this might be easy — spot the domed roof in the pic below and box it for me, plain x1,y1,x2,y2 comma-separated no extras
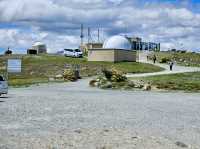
103,35,132,50
32,42,46,47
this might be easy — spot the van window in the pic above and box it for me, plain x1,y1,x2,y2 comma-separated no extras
65,49,73,52
0,76,4,81
75,49,81,52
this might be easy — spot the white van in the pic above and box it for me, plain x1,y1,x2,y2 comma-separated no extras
64,49,83,58
0,75,8,96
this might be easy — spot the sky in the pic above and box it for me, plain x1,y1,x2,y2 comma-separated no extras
0,0,200,53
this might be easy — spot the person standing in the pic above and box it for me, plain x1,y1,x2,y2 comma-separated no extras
169,61,174,71
153,55,157,64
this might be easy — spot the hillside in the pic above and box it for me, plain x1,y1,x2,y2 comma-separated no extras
0,54,164,86
150,52,200,67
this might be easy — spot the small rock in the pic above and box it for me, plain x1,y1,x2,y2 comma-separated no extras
100,82,112,89
128,81,135,88
104,129,109,132
143,83,152,91
49,77,55,81
55,74,63,79
131,136,138,139
175,141,188,148
89,80,97,87
74,129,82,134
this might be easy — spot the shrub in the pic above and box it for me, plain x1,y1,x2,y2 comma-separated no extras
160,57,170,63
110,69,127,82
102,68,113,80
102,68,127,82
63,69,77,81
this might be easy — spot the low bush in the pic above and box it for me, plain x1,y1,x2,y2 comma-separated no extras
63,69,78,81
160,57,170,63
102,68,127,82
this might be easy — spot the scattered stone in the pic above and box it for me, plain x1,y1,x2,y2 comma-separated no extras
97,145,111,149
175,141,188,148
104,129,109,132
89,80,97,87
74,129,82,134
134,80,145,89
48,77,55,81
100,82,112,89
127,81,135,88
55,74,63,79
143,83,152,91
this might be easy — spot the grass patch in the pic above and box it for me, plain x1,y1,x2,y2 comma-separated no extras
0,54,164,86
132,72,200,92
9,77,49,87
151,52,200,67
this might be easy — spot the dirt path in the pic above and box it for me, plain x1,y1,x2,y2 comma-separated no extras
127,61,200,77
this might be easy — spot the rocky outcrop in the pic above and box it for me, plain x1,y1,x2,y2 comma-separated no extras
90,68,152,91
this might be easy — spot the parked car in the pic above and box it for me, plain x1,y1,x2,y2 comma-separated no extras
64,49,83,58
0,75,8,96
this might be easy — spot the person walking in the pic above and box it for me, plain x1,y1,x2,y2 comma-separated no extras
169,61,174,71
153,55,157,64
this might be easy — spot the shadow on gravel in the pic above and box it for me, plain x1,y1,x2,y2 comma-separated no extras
0,96,9,99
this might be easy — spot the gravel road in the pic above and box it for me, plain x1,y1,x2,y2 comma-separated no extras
0,79,200,149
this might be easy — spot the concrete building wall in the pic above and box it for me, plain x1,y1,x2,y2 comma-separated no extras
114,50,137,62
137,51,153,62
88,49,115,62
88,49,136,62
32,45,47,54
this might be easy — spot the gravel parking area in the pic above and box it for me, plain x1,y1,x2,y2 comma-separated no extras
0,79,200,149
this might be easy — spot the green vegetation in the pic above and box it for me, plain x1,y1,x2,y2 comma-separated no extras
133,72,200,92
150,52,200,67
9,77,49,87
0,54,163,87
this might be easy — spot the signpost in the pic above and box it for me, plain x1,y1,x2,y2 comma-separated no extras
7,59,22,73
7,59,22,81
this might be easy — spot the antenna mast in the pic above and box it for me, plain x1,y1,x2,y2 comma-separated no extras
88,27,92,44
98,28,100,43
80,24,84,46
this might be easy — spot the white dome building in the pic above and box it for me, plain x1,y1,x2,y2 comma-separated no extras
103,35,132,50
88,35,136,62
27,42,47,54
32,42,47,53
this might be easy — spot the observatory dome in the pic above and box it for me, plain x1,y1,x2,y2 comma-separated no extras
32,42,46,47
103,35,132,50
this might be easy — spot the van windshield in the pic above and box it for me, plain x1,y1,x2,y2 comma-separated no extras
64,49,73,52
0,76,4,81
75,49,81,52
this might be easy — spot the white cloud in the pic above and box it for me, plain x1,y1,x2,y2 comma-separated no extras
0,0,200,52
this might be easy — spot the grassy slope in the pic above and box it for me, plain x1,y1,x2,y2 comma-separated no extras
151,52,200,67
0,54,164,87
134,72,200,92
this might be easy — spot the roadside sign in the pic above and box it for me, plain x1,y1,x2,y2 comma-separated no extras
64,64,72,69
7,59,22,73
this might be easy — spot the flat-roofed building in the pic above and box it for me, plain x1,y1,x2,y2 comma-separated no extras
88,35,137,62
27,42,47,55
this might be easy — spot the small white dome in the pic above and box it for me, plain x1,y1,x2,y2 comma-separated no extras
32,42,46,46
103,35,132,50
